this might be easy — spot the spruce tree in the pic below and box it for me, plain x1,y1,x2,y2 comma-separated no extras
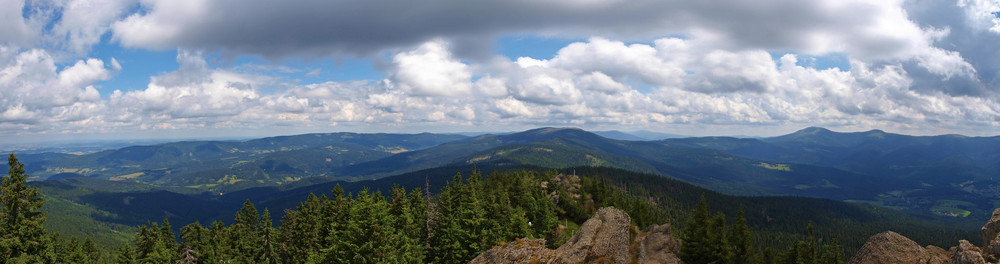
680,195,712,264
279,193,327,263
50,232,63,263
709,212,729,263
0,153,53,262
116,245,137,264
429,172,493,263
232,199,262,263
407,187,429,251
177,245,199,264
797,223,817,264
259,208,280,264
727,208,755,264
65,236,86,263
204,220,233,263
160,218,177,254
325,189,403,264
390,185,424,263
134,221,175,263
180,222,206,262
82,237,99,263
134,223,160,260
819,239,845,264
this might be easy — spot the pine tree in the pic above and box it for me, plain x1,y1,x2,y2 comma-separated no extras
0,153,53,263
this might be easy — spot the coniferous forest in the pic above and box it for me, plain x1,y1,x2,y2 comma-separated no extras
1,153,977,263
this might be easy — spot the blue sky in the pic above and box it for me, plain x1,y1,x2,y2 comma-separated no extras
2,0,1000,144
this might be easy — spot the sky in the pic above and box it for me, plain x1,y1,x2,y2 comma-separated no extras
2,0,1000,143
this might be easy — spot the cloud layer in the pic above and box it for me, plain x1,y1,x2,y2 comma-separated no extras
1,0,1000,138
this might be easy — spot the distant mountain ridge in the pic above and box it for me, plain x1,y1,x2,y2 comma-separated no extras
20,126,1000,219
26,132,467,190
661,126,1000,218
15,126,1000,255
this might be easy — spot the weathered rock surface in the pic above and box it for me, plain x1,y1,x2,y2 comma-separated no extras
468,239,552,264
952,240,987,264
983,208,1000,246
634,224,683,264
849,207,1000,264
987,233,1000,263
848,231,933,264
924,245,951,264
552,207,632,264
469,207,682,264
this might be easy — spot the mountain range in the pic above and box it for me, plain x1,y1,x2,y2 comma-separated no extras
9,126,1000,251
18,127,1000,214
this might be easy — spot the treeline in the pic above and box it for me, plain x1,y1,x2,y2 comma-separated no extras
111,169,560,263
680,196,845,264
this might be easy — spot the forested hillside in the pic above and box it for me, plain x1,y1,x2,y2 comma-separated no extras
660,127,1000,218
2,153,982,263
17,127,928,206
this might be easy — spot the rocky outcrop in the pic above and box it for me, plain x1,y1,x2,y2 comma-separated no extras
924,245,951,264
469,239,552,264
983,209,1000,246
469,207,682,264
848,231,946,264
633,224,683,264
952,240,987,264
853,208,1000,264
551,207,633,263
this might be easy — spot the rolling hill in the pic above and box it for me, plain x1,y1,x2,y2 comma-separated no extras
11,126,1000,256
19,127,957,205
660,127,1000,217
19,126,1000,220
24,132,467,191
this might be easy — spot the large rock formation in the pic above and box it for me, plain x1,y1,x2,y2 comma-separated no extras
552,207,633,263
952,240,987,264
847,231,939,264
852,208,1000,264
469,207,682,264
983,209,1000,246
